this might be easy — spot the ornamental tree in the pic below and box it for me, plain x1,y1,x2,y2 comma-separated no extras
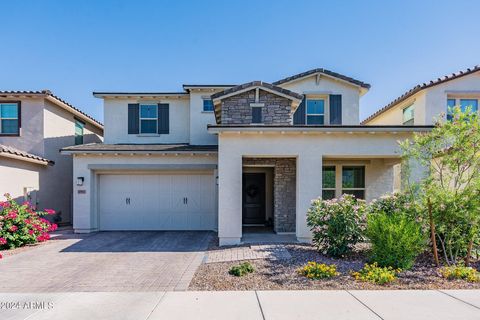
400,106,480,265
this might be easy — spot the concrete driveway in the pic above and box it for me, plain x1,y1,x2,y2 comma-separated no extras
0,230,213,292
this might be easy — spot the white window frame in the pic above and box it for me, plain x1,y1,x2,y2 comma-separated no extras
447,97,479,119
139,104,158,134
202,99,214,112
305,96,328,125
0,102,20,135
402,104,414,125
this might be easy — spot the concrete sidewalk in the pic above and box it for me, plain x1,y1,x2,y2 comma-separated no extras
1,290,479,320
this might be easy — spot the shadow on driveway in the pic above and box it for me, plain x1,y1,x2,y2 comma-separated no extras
60,231,215,253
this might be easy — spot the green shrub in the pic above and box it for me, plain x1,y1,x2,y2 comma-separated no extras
0,194,57,251
351,263,400,285
440,265,480,282
298,262,339,279
229,262,254,277
307,194,366,257
366,195,425,269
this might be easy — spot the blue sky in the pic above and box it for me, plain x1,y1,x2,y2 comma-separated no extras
1,0,479,122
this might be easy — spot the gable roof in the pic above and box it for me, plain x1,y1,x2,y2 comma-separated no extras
0,90,103,130
362,65,480,124
211,81,303,101
272,68,371,90
0,144,53,165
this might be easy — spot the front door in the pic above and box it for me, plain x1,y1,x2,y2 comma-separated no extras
242,173,266,225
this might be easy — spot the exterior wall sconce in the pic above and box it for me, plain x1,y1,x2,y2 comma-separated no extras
216,176,219,186
76,177,84,186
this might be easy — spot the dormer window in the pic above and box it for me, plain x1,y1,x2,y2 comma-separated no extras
140,104,158,134
203,99,214,112
306,99,325,125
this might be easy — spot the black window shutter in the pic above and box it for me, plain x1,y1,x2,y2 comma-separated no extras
158,103,169,134
293,97,306,124
252,107,262,124
329,95,342,125
128,103,139,134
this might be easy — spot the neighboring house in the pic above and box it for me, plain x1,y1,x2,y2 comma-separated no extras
61,68,430,245
362,65,480,125
0,90,103,224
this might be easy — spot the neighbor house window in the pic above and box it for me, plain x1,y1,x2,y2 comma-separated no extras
447,98,478,120
140,104,158,134
203,99,214,112
403,104,414,125
447,99,456,121
74,119,84,145
252,106,262,124
342,166,365,199
0,102,20,135
322,166,336,200
306,99,325,125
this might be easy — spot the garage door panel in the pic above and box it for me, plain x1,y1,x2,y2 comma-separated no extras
99,173,216,230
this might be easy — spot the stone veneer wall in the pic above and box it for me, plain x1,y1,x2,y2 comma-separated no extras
243,158,296,233
221,89,292,125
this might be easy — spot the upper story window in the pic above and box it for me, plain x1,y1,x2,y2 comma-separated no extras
342,166,365,199
74,119,84,145
203,99,214,112
403,104,414,125
447,98,478,120
0,102,20,135
306,99,325,125
140,104,158,134
251,106,262,124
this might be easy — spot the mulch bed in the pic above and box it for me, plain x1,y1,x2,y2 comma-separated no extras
189,243,480,290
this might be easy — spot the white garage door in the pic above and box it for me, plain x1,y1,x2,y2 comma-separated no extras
98,173,216,230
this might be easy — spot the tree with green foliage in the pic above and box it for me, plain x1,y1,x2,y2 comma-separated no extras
400,107,480,266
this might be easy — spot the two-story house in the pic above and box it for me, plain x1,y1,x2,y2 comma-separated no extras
0,90,103,224
362,65,480,125
61,68,431,245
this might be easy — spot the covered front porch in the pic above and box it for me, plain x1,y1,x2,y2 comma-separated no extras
211,125,428,246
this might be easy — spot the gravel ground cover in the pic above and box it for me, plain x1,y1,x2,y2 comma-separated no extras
189,243,480,290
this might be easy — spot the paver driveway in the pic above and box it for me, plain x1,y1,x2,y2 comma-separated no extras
0,230,213,292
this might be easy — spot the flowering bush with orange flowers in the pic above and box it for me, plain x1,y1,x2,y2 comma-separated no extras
0,194,57,254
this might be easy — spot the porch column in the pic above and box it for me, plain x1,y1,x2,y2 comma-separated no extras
296,154,323,243
218,153,243,246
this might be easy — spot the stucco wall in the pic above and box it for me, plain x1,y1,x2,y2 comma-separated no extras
189,91,219,145
0,97,45,156
221,90,292,125
279,74,362,125
43,101,103,224
217,131,411,245
366,91,426,125
0,158,41,204
71,153,218,232
103,97,190,144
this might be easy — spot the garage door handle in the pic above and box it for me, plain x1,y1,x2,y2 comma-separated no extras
126,198,130,205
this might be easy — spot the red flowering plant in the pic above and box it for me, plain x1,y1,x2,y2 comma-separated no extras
0,193,57,251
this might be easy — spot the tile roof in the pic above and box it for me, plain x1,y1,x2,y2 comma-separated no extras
0,144,53,165
362,65,480,124
210,81,303,100
272,68,371,89
0,90,103,128
61,143,218,153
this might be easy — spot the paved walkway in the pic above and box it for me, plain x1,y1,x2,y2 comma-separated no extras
0,231,212,292
0,290,479,320
205,244,291,263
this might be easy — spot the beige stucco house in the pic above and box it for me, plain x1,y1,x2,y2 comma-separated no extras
363,65,480,125
0,90,103,224
61,68,431,245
